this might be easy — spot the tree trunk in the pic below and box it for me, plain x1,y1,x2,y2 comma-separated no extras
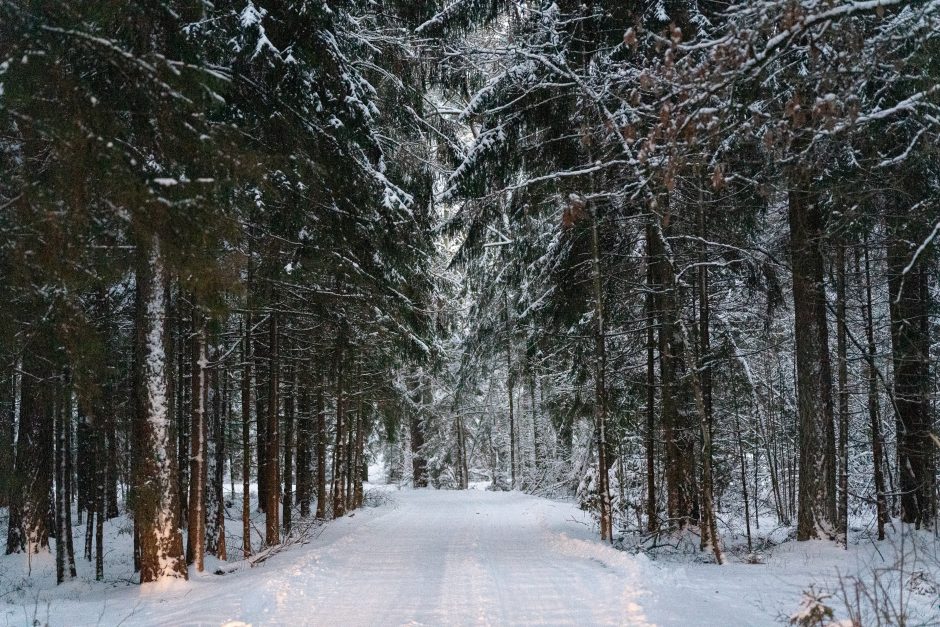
176,291,189,531
63,383,76,578
863,243,889,540
264,312,280,545
645,227,658,533
283,358,294,534
240,316,253,558
650,210,698,529
697,198,717,555
106,405,119,519
297,364,312,518
187,317,208,571
255,315,268,515
345,375,356,510
887,209,936,528
95,420,104,580
505,294,516,491
333,346,348,516
835,241,849,546
207,357,227,561
0,368,13,511
732,391,753,554
55,373,76,583
135,235,187,583
788,188,837,541
353,392,366,509
455,416,469,490
530,370,539,481
590,206,613,542
410,376,427,489
315,370,328,519
6,345,54,557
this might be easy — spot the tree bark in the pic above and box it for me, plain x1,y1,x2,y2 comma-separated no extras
333,346,348,516
297,363,312,518
0,368,13,511
505,294,516,491
264,312,280,545
590,206,613,542
887,209,936,528
353,391,366,509
863,243,889,539
187,317,208,571
650,210,698,529
315,369,327,519
55,372,76,583
410,375,427,489
6,344,54,557
645,226,658,533
62,381,77,578
240,315,253,558
135,235,187,583
176,290,189,530
283,357,294,534
788,187,837,541
835,241,849,546
207,357,227,561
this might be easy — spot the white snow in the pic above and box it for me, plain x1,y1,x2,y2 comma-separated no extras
2,489,938,625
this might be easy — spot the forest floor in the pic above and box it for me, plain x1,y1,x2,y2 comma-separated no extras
1,487,939,626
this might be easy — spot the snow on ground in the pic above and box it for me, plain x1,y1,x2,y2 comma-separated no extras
1,489,938,626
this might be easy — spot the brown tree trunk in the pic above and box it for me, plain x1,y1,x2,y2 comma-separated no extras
332,345,347,517
135,236,187,583
645,226,658,533
410,377,427,489
650,210,698,529
505,294,516,491
353,393,366,509
264,312,280,545
176,288,189,532
315,370,327,519
297,363,312,518
683,324,723,564
55,372,77,583
789,188,837,541
835,241,850,546
207,358,227,561
863,244,889,539
60,378,77,578
732,393,753,554
240,316,253,558
887,210,936,528
7,344,55,557
255,315,268,515
530,370,539,480
696,197,716,554
283,357,294,534
0,368,13,511
590,207,613,542
345,373,356,510
187,317,208,571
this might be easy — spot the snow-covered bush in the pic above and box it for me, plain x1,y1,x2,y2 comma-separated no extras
789,588,836,627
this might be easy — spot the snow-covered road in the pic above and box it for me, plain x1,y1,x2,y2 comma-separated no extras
13,489,858,626
226,489,652,626
121,489,774,626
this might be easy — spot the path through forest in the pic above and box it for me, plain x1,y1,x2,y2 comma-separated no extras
52,489,817,626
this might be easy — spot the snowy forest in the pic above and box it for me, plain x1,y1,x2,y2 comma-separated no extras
1,1,940,625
